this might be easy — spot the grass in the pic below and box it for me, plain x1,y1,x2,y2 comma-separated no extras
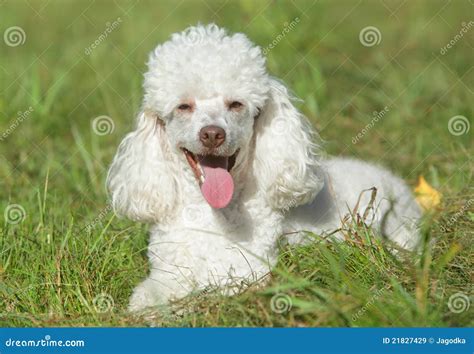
0,0,472,327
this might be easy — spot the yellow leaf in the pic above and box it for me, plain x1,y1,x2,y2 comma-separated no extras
414,176,441,211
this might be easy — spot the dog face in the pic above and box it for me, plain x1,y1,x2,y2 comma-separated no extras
167,94,254,171
165,95,257,208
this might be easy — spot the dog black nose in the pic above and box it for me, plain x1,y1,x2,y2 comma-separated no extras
199,125,226,148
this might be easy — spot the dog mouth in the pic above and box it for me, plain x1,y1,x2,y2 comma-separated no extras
182,148,238,209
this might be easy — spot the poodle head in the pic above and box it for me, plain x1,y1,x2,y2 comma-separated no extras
107,24,323,221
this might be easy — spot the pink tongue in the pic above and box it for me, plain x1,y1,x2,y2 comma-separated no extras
201,166,234,209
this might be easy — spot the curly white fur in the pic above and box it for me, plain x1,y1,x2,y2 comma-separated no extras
107,24,422,311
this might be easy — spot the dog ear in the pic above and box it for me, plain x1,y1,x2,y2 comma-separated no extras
252,78,324,210
106,110,181,222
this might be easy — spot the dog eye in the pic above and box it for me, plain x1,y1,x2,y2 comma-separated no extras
228,101,243,110
177,103,193,111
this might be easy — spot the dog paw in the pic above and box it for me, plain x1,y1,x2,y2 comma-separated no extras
128,281,165,313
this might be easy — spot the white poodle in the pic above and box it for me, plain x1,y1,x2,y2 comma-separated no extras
107,24,422,311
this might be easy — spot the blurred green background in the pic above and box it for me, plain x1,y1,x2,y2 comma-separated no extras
0,0,472,326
